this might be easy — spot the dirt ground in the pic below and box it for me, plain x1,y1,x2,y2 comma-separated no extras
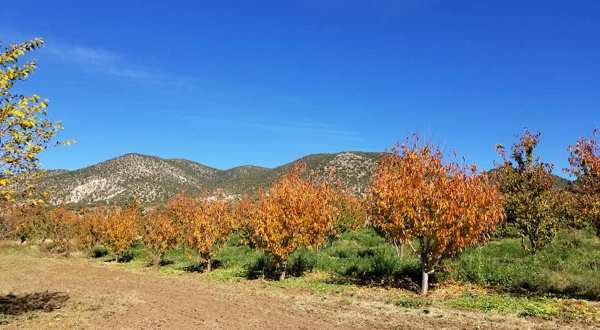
0,250,596,330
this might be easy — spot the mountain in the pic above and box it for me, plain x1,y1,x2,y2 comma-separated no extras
37,152,572,207
39,152,381,206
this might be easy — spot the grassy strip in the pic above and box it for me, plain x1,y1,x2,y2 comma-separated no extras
445,292,599,321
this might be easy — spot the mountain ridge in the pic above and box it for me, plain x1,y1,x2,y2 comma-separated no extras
38,151,572,207
39,151,381,206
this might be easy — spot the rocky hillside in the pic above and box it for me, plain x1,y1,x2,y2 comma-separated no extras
39,152,381,206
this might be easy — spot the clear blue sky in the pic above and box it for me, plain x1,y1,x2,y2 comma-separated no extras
2,1,599,174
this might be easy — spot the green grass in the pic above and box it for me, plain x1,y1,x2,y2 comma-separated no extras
447,229,600,300
13,224,594,323
445,291,599,321
389,296,431,309
268,272,348,294
3,227,600,323
89,227,600,303
315,228,421,286
446,292,558,319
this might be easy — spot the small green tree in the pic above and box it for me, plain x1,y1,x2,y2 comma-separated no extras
495,130,559,253
1,38,63,203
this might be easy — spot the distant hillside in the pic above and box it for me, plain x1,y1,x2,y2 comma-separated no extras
37,152,571,207
38,152,381,206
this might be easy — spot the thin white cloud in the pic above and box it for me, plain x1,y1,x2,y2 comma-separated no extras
43,41,166,84
46,44,119,66
0,35,178,87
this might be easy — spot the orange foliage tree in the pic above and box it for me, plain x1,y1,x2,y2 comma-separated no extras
232,195,257,246
46,207,78,255
78,207,106,252
249,162,340,280
368,139,505,295
12,204,48,243
144,208,179,268
183,195,233,272
567,130,600,236
103,203,141,262
0,203,28,240
166,193,200,244
332,191,367,236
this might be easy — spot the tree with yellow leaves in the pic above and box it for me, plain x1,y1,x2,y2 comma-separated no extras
144,208,179,268
166,193,200,242
368,138,505,295
249,162,340,280
184,195,233,272
1,38,63,203
46,207,77,255
103,204,141,262
332,191,367,236
78,207,107,252
231,195,257,246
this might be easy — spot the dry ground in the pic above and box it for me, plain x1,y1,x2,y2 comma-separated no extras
0,247,597,329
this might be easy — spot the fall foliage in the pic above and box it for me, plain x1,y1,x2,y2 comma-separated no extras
249,162,340,280
166,193,201,244
78,207,107,252
567,130,600,236
144,208,179,268
183,195,233,272
0,38,64,203
0,203,42,242
102,203,141,262
331,191,367,236
46,207,77,254
232,195,258,246
2,131,597,298
368,138,505,295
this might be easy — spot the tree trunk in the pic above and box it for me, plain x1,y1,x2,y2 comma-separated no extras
419,239,431,296
393,240,401,257
421,270,429,296
279,260,288,281
154,254,161,269
206,257,212,273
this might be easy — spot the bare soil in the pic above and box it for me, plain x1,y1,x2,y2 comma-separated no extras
0,249,596,329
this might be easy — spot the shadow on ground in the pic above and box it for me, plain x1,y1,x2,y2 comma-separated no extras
0,291,69,317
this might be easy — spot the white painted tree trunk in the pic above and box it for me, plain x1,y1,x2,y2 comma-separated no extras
279,260,288,280
421,271,429,296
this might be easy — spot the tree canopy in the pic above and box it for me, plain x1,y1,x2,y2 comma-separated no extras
1,38,63,203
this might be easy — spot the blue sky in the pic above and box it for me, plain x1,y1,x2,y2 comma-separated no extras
2,1,599,174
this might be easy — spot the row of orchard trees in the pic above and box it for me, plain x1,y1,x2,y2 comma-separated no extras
2,38,598,296
368,130,600,294
1,162,365,275
495,130,600,252
2,131,599,296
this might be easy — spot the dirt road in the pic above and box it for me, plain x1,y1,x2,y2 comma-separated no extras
0,251,590,329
